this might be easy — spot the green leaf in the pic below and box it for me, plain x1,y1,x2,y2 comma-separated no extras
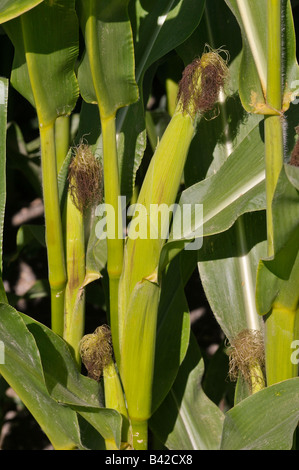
198,212,267,342
0,0,44,24
77,0,139,118
21,312,122,447
221,378,299,450
132,0,206,83
150,334,225,450
0,77,8,303
4,0,79,126
85,212,107,285
0,303,82,449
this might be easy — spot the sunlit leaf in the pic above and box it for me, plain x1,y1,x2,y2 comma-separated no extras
0,0,44,24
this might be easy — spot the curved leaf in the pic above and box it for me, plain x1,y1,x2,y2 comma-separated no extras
21,312,122,447
0,303,81,449
221,377,299,450
4,0,79,126
150,334,225,450
77,0,139,118
0,0,44,24
159,121,266,273
198,212,267,342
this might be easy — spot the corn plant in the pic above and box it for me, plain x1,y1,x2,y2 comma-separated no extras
0,0,298,451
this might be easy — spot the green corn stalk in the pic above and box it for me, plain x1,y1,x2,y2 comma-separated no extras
118,51,229,449
264,0,284,258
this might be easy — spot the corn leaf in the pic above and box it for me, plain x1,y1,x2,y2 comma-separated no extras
0,0,44,24
77,0,139,119
221,377,299,450
0,303,82,449
150,334,225,450
4,0,79,126
21,312,122,447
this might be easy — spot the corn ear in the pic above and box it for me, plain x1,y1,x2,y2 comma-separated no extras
118,51,229,443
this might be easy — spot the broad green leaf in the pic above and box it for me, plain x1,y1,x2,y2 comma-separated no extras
198,212,267,343
4,0,79,126
225,0,299,113
0,303,82,449
0,77,8,303
221,378,299,450
159,121,266,273
132,0,206,83
21,312,122,447
0,0,43,24
77,0,139,118
150,334,225,450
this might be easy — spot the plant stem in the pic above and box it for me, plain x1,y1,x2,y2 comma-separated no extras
40,123,67,336
131,419,148,450
101,114,124,365
63,187,85,365
55,115,70,174
265,0,284,257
